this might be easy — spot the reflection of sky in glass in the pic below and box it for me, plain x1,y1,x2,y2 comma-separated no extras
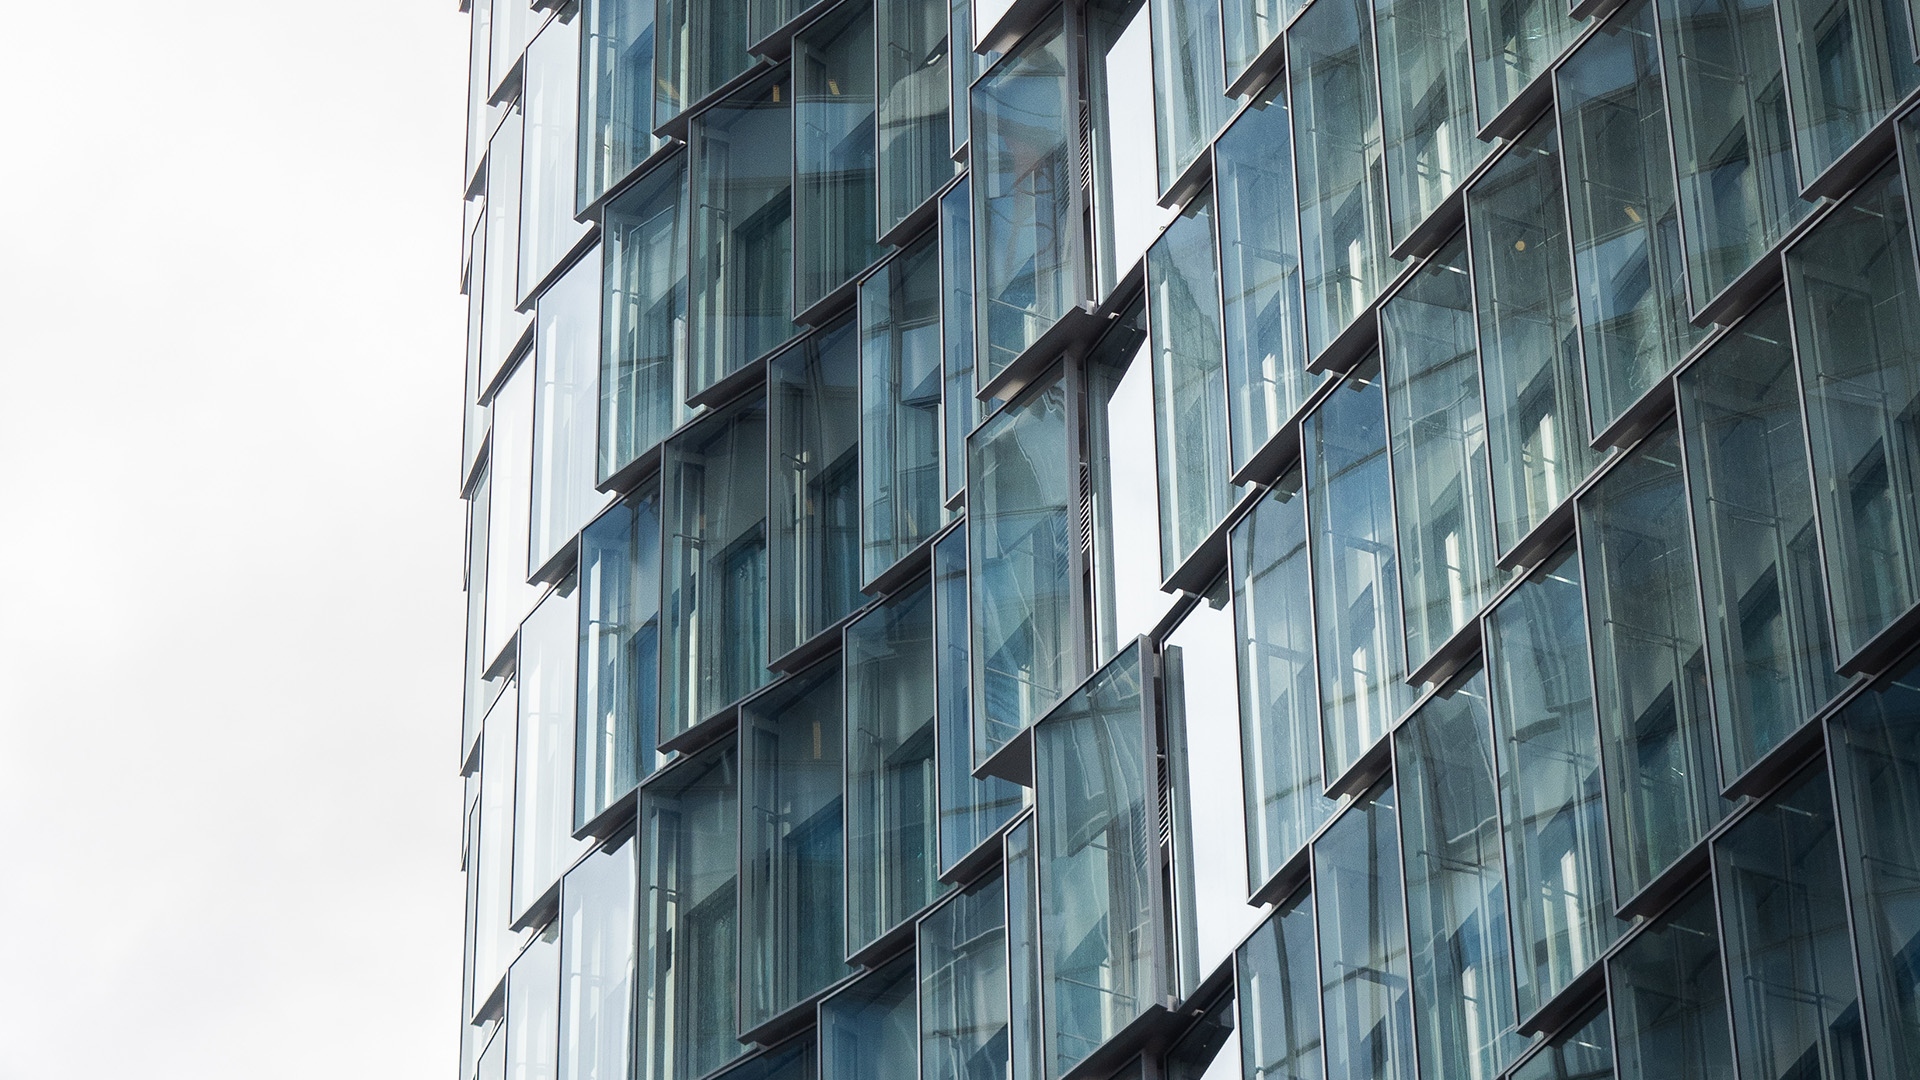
1103,13,1176,280
1106,343,1166,651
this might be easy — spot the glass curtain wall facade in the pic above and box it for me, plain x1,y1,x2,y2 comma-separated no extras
451,4,1920,1080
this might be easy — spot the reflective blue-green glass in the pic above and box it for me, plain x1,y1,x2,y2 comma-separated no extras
1086,299,1164,663
661,395,770,741
1608,884,1735,1080
600,153,690,483
1089,0,1172,298
967,374,1076,767
1715,765,1867,1080
1558,0,1706,436
1777,0,1920,179
558,828,637,1080
948,0,999,155
1381,235,1497,670
1238,891,1323,1080
1224,0,1300,82
515,582,590,922
654,0,752,127
714,1037,816,1080
1305,357,1416,783
1231,468,1331,888
1314,785,1414,1080
486,363,541,670
1467,0,1579,129
1217,79,1321,474
1786,157,1920,661
579,0,662,213
1579,420,1724,903
933,526,1022,874
508,921,562,1080
532,245,608,575
845,578,948,953
1484,543,1617,1018
576,485,662,829
1005,817,1047,1080
739,660,849,1030
1150,0,1232,191
482,111,532,396
1393,670,1525,1080
1374,0,1485,247
1675,294,1844,782
820,955,919,1080
1466,117,1607,554
1149,190,1233,578
1827,650,1920,1078
637,743,743,1080
939,178,983,504
746,0,795,43
521,15,593,306
919,874,1011,1080
769,319,862,657
1289,0,1396,359
1511,1008,1614,1080
860,236,946,583
475,684,525,1014
689,70,797,395
1033,644,1155,1078
1164,993,1240,1079
794,5,884,312
877,0,953,232
971,13,1080,384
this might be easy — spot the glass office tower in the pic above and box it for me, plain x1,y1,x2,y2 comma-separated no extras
455,1,1920,1079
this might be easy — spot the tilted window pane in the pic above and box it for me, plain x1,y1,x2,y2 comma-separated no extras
515,582,591,922
919,874,1011,1080
1237,891,1323,1080
689,70,797,396
877,0,953,232
1381,235,1498,670
521,15,593,306
1217,79,1321,474
661,396,770,741
1087,299,1166,664
468,218,494,483
1305,357,1416,782
1149,190,1233,578
1467,116,1607,554
578,0,662,212
1777,0,1920,180
637,744,743,1080
1314,784,1415,1080
483,110,533,396
465,473,496,769
967,374,1077,766
1607,884,1735,1080
1675,293,1843,782
1484,543,1618,1018
489,0,533,100
747,0,795,44
934,526,1022,874
475,684,527,1015
769,319,863,657
845,578,948,952
971,12,1080,385
558,829,638,1080
466,0,496,187
1393,669,1524,1080
532,246,610,575
1557,0,1705,436
487,363,543,669
1785,158,1920,660
793,5,884,312
1224,0,1300,82
1150,0,1232,192
860,236,947,584
1374,0,1485,247
1164,993,1240,1079
1005,816,1047,1080
1089,0,1175,298
576,484,663,828
655,0,752,127
1466,0,1579,129
949,0,1001,154
819,955,919,1080
1511,1008,1614,1080
739,659,850,1030
1033,644,1156,1079
939,178,985,504
1579,420,1725,903
600,154,691,482
508,921,563,1080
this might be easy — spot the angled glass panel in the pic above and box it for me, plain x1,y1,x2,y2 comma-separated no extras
654,0,752,128
934,526,1022,874
713,1038,815,1080
845,578,948,953
746,0,796,43
1087,299,1166,663
1151,0,1232,191
600,154,691,483
1305,356,1416,783
1314,784,1414,1080
1466,117,1606,553
576,484,663,829
516,582,591,922
1785,157,1920,660
1033,644,1156,1078
465,472,496,770
860,235,946,583
877,0,953,232
482,110,532,396
489,0,533,100
793,4,884,312
465,0,497,188
769,319,863,658
1225,0,1301,82
579,0,662,212
1777,0,1920,180
819,955,919,1080
971,11,1079,385
661,395,770,741
967,373,1076,767
1558,0,1705,437
1164,992,1240,1079
1380,235,1497,670
1675,293,1843,782
1484,543,1617,1018
1579,419,1724,904
487,362,542,669
1467,0,1579,129
637,743,743,1080
521,14,592,305
532,246,609,575
1149,190,1233,577
466,216,493,485
1374,0,1485,246
740,659,849,1031
508,921,563,1080
919,874,1011,1080
1089,0,1176,297
1510,1008,1614,1080
558,828,638,1080
1607,884,1735,1080
939,178,983,504
475,684,527,1015
1005,816,1047,1080
1238,891,1324,1080
689,69,797,396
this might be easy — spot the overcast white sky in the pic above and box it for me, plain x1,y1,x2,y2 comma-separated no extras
0,4,469,1076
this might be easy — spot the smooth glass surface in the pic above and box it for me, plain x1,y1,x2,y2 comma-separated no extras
475,684,526,1014
1164,993,1240,1079
712,1039,815,1080
769,319,862,657
1467,0,1579,128
531,246,608,575
508,921,562,1080
515,583,590,922
1380,235,1497,670
1785,158,1920,660
819,955,919,1080
465,471,496,769
1675,294,1843,782
1778,0,1920,179
1579,420,1724,903
520,15,592,305
877,0,953,232
661,396,770,740
1607,884,1735,1080
483,110,532,397
1238,892,1324,1080
933,526,1022,874
1149,191,1232,578
600,155,690,482
655,0,752,126
1033,644,1155,1078
1224,0,1298,82
1088,0,1175,297
1086,299,1165,662
1305,358,1415,782
739,659,849,1030
939,178,982,504
1315,785,1414,1080
489,0,533,100
1511,1008,1614,1080
1005,817,1046,1080
860,236,946,583
558,829,638,1080
689,70,796,395
578,0,662,212
919,875,1011,1080
1375,0,1484,246
793,5,884,311
576,485,662,828
466,0,497,187
844,578,947,952
1150,0,1231,191
487,362,542,670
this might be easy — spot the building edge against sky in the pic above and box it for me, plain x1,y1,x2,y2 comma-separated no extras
454,0,1920,1079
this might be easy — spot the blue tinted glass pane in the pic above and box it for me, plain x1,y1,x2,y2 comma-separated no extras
794,5,884,311
1374,0,1485,245
558,829,638,1080
1149,190,1233,577
861,236,947,583
769,319,863,657
877,0,954,231
655,0,752,126
1467,0,1579,128
935,526,1022,874
1006,817,1047,1080
940,178,984,504
1224,0,1300,81
919,875,1011,1080
579,0,661,212
577,485,663,828
1150,0,1232,190
1164,993,1240,1079
819,942,918,1079
1238,891,1324,1080
600,155,691,482
1511,1009,1614,1080
1315,785,1415,1080
1778,0,1920,178
1607,884,1735,1080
